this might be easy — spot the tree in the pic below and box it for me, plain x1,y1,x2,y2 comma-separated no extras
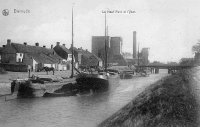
149,61,166,66
192,42,200,53
167,62,178,66
179,58,194,66
192,42,200,65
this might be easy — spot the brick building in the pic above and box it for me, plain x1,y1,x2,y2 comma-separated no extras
70,47,103,69
92,36,126,66
110,37,122,55
140,48,149,65
0,39,64,72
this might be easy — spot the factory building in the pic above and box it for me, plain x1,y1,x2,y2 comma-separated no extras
140,48,149,65
110,37,122,55
125,31,150,66
91,36,110,57
92,36,127,66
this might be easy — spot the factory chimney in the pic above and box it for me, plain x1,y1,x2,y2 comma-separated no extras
133,31,137,58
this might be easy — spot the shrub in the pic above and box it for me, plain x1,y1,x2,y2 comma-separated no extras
0,67,7,74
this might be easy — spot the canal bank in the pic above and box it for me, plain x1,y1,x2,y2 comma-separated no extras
99,67,200,127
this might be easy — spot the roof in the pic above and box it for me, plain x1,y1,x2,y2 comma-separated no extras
126,58,138,63
78,48,102,66
0,47,3,54
11,43,62,64
108,55,127,66
53,45,71,60
71,47,102,66
30,53,61,64
11,43,54,55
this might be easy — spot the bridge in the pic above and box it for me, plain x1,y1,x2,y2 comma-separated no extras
135,65,196,74
136,65,195,69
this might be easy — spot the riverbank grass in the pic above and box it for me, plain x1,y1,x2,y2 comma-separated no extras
99,69,199,127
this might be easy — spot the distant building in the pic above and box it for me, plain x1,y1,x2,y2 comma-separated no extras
194,52,200,65
92,36,110,58
108,55,127,66
110,37,122,55
92,36,127,66
70,47,103,68
140,48,149,65
1,39,64,72
125,58,140,66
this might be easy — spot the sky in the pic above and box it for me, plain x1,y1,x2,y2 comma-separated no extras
0,0,200,63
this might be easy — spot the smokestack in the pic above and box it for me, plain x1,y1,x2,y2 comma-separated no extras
133,31,137,58
51,45,53,49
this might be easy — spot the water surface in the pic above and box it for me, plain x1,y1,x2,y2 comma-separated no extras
0,70,168,127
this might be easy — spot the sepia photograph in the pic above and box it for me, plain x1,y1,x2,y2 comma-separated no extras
0,0,200,127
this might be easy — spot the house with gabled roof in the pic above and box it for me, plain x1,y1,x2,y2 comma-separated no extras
70,47,103,69
54,42,102,70
53,42,74,70
1,39,64,72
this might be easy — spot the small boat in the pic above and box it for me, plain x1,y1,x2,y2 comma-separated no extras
10,75,77,98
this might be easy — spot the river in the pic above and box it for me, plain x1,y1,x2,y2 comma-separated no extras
0,70,168,127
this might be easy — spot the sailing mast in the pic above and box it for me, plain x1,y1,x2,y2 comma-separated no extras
104,12,107,73
70,6,74,78
137,42,139,66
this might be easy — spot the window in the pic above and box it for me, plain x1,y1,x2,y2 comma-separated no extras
16,53,23,63
17,58,22,63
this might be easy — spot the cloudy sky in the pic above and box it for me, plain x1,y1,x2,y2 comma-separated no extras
0,0,200,63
